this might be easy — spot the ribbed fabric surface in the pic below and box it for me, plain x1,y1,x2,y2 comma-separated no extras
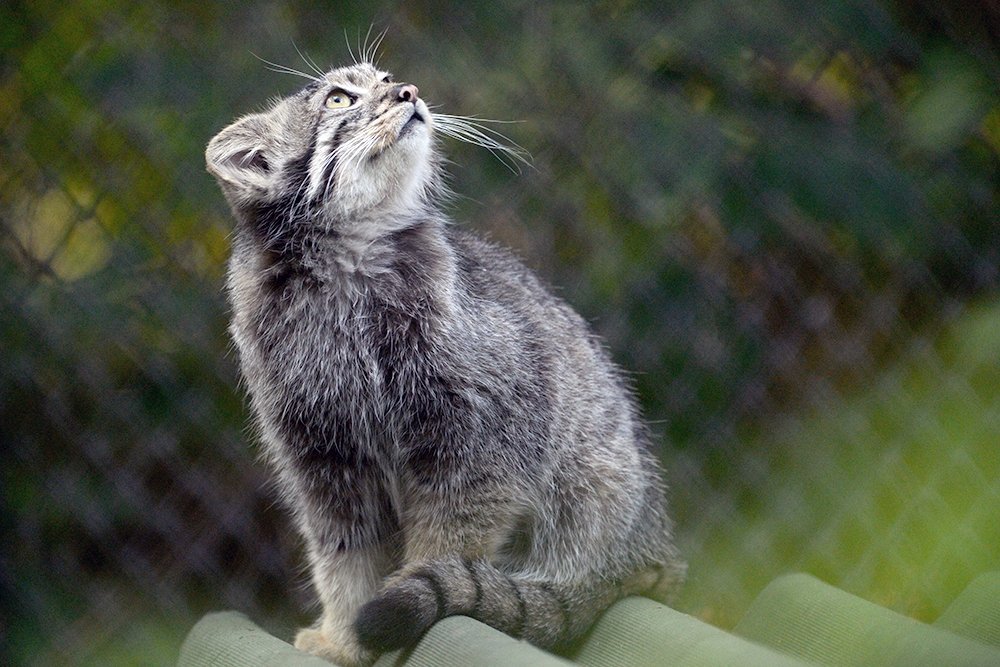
933,572,1000,647
575,595,810,667
374,616,571,667
177,612,333,667
178,572,1000,666
734,573,1000,666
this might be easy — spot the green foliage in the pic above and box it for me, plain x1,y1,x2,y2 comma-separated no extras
683,303,1000,626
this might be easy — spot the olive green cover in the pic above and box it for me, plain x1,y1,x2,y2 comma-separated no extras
933,572,1000,647
575,595,809,667
734,573,1000,666
178,572,1000,666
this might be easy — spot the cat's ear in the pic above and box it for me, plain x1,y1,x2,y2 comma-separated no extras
206,112,275,205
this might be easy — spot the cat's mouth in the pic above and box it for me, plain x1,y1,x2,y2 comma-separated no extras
369,105,429,162
399,109,425,136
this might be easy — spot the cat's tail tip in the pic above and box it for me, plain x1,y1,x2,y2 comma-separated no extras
355,577,439,652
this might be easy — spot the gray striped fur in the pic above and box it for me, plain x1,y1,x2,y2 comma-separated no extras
206,61,684,666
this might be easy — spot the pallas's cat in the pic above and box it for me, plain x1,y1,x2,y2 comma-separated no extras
206,59,684,666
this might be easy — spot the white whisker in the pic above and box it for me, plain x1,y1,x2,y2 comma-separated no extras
344,29,359,66
436,113,522,125
432,113,532,172
251,52,321,83
360,25,374,64
367,28,388,66
292,41,325,78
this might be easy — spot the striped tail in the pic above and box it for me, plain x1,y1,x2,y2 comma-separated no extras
354,555,681,654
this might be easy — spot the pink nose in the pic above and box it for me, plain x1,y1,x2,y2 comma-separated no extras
396,84,419,103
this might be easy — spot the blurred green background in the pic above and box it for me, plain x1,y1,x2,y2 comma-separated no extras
1,1,998,665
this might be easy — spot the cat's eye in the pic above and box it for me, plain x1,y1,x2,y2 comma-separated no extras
382,75,392,83
325,90,354,109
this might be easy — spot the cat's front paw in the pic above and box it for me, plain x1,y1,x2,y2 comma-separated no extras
294,626,374,667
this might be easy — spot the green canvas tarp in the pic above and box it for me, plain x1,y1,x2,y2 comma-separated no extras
178,572,1000,666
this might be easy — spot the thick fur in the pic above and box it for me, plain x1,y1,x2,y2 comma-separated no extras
206,61,684,666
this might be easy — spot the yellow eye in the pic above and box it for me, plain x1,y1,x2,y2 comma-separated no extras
325,90,353,109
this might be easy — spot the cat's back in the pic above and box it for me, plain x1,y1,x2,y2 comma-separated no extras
443,226,595,343
444,225,625,391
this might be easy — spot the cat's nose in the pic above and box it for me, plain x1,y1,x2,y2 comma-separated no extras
395,84,419,103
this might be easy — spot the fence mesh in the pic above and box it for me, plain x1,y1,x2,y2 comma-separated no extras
2,1,998,665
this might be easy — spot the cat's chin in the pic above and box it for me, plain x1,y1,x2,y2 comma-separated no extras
395,113,429,144
403,103,428,128
394,99,431,141
385,125,430,166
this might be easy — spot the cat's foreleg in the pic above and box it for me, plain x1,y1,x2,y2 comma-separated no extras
291,472,399,667
294,538,393,665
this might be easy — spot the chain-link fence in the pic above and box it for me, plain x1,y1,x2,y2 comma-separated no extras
2,1,998,665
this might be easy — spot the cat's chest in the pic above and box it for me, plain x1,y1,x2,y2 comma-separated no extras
251,273,383,387
240,264,434,407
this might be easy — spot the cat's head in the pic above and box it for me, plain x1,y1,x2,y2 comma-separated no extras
206,62,439,234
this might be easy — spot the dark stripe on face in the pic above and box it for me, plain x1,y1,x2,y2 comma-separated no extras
247,118,320,249
284,119,321,200
316,119,348,203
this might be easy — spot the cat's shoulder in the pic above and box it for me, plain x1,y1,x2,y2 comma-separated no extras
443,225,534,283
